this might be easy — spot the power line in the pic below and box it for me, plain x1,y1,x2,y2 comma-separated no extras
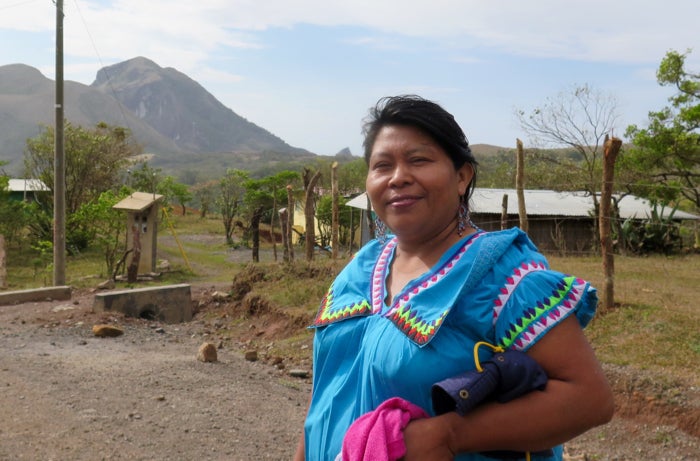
70,0,134,134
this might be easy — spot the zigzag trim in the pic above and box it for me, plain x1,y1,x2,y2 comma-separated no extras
312,285,372,326
382,233,483,345
499,276,587,351
492,261,548,324
387,305,449,345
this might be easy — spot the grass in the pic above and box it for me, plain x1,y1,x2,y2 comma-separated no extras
3,213,698,386
548,254,700,384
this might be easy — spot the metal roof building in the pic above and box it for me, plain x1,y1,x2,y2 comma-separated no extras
346,189,698,253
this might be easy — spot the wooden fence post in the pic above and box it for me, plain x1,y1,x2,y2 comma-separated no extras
331,162,339,259
600,136,623,312
0,234,6,289
516,138,528,232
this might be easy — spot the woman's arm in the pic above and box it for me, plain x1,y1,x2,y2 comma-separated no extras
292,431,305,461
292,390,312,461
402,315,614,459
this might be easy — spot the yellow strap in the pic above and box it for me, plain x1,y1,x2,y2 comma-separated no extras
472,341,504,372
471,341,531,461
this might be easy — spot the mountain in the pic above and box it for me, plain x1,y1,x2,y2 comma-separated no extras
0,58,310,175
91,57,307,156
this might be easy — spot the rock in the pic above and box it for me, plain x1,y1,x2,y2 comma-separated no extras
51,304,75,313
244,350,258,362
197,342,218,362
289,369,309,379
211,291,230,300
92,324,124,338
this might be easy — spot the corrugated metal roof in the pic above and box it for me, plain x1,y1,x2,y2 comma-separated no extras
113,191,164,212
7,179,49,192
346,189,699,221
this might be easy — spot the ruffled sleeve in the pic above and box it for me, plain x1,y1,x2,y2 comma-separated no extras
494,268,598,352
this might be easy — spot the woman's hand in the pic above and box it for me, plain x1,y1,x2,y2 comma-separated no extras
401,415,456,461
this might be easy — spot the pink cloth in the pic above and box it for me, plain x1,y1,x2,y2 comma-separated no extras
341,397,429,461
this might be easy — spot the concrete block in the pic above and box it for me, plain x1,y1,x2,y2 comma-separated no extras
0,286,72,306
93,284,192,323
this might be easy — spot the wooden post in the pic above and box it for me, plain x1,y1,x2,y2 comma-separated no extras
516,138,528,233
501,194,509,230
331,162,339,259
303,169,322,261
279,208,289,262
270,183,278,262
286,185,295,262
600,136,623,312
0,234,6,289
251,206,263,263
126,222,141,283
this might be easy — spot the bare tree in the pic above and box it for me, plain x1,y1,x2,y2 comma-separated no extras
515,84,619,240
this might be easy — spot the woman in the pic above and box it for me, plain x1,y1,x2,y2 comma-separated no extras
294,95,614,461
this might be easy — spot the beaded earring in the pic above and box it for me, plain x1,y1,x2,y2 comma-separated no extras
457,201,471,236
374,216,387,243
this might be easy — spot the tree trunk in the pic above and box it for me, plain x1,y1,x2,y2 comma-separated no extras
286,185,295,262
331,162,339,259
251,206,263,263
599,136,622,312
515,138,528,233
303,169,322,262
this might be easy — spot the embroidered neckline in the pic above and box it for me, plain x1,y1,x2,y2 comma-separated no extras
371,233,483,315
370,232,484,345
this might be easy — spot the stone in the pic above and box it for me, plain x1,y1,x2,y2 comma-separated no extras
244,350,258,362
197,342,218,363
289,369,310,379
92,324,124,338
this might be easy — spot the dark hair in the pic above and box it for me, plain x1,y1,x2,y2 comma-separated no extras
362,94,478,202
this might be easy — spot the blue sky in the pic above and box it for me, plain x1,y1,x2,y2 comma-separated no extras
0,0,698,156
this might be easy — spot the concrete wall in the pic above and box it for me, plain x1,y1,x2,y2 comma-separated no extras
93,284,192,323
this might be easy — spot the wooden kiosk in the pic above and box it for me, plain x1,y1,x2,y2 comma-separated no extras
113,192,164,276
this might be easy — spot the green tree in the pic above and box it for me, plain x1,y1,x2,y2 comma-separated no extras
337,158,367,195
24,121,140,216
127,162,160,194
316,194,357,249
159,176,193,215
625,49,700,219
127,162,192,214
218,169,249,245
0,175,33,248
23,122,140,251
191,180,218,218
72,189,129,277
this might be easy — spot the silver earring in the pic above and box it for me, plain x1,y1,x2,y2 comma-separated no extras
374,217,387,243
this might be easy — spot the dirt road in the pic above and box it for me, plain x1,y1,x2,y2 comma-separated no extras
0,286,698,461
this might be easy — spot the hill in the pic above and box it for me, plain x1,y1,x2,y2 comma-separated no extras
0,58,310,175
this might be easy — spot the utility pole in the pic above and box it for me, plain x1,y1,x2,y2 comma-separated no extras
54,0,66,285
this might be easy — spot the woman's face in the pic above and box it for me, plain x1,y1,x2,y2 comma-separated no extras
366,124,473,244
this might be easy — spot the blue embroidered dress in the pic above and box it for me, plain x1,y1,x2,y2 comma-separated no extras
304,228,597,461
